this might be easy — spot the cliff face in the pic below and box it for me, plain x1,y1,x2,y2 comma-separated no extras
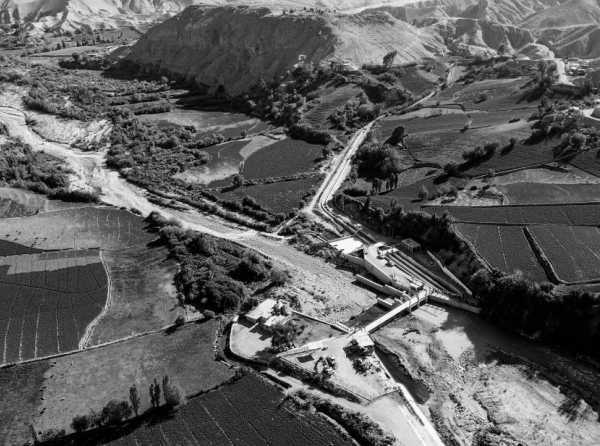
126,5,444,96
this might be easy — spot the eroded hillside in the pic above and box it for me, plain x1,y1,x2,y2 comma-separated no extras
126,5,444,95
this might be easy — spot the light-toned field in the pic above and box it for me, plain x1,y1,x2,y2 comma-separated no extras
374,304,600,446
32,321,233,440
0,206,151,251
92,244,181,344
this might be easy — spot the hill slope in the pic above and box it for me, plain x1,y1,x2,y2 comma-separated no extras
125,5,444,95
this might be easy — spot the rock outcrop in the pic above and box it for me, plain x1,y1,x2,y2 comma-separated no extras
125,5,444,95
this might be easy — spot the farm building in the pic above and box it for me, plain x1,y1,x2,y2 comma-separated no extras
399,238,421,254
245,298,290,328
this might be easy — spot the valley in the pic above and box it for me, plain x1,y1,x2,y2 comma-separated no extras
0,1,600,446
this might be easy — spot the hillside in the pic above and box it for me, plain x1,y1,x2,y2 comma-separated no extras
521,0,600,29
125,5,444,95
433,17,534,56
0,0,203,32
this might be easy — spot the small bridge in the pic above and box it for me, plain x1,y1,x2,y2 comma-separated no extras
364,290,429,333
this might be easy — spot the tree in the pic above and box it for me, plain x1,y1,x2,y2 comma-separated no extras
382,50,398,69
232,174,244,188
71,415,89,433
271,321,300,352
101,400,132,426
162,376,182,408
129,384,141,417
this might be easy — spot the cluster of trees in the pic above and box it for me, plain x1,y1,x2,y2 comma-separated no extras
244,66,333,128
107,112,290,227
329,93,381,130
470,269,600,356
270,320,301,352
106,111,217,173
353,140,405,181
289,391,395,446
147,212,286,313
461,142,498,166
59,53,108,71
0,138,99,202
70,377,183,437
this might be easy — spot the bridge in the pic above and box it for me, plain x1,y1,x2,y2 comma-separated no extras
364,290,429,333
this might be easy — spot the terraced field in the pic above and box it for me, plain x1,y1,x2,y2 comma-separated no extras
104,375,353,446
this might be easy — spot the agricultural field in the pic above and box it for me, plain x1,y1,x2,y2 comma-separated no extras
301,83,363,129
217,175,324,214
0,206,151,251
241,138,323,179
139,108,272,139
529,225,600,283
431,77,537,112
429,203,600,226
455,223,548,282
0,204,182,345
0,197,38,218
101,374,354,446
0,247,108,364
570,146,600,176
0,320,233,445
499,182,600,204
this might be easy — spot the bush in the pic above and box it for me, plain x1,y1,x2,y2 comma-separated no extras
71,415,90,433
101,400,132,426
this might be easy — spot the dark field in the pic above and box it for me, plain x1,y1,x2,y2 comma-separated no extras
0,240,42,257
379,112,468,137
429,203,600,226
466,139,556,176
529,225,600,283
0,248,107,364
218,175,323,214
455,223,548,282
500,182,600,205
570,150,600,178
0,360,48,446
242,138,323,179
103,375,353,446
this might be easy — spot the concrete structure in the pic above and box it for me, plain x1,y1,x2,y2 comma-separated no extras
399,238,421,254
329,235,364,255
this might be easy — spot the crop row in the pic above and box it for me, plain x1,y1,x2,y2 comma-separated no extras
0,273,106,364
107,375,353,446
456,223,548,282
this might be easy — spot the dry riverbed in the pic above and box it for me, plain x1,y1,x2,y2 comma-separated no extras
374,303,600,446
